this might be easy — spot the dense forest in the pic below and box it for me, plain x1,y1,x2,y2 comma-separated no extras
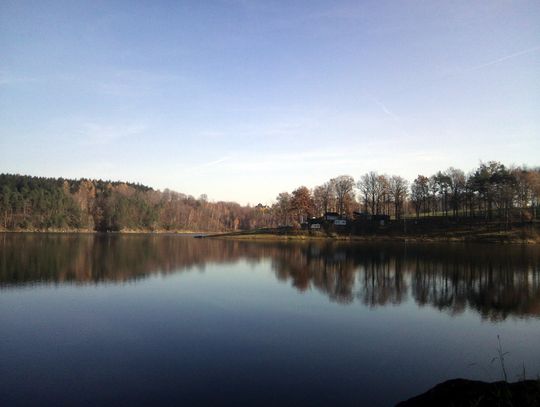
0,174,274,232
0,161,539,232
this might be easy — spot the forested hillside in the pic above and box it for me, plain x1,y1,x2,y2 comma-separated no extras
0,174,275,232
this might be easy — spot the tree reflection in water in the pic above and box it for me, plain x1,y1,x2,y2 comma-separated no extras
1,233,539,321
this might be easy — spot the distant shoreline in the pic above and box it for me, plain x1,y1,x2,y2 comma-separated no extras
213,232,539,244
2,226,538,244
0,229,206,235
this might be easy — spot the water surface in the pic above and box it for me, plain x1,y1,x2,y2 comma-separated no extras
1,234,539,406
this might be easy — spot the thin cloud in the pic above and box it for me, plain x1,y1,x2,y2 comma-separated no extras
0,72,37,86
78,122,147,145
203,145,390,174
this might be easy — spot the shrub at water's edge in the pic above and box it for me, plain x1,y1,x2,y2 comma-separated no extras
396,378,540,407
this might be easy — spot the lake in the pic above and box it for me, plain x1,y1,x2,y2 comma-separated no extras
1,234,539,406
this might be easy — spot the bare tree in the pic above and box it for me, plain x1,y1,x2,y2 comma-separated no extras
447,167,466,217
331,175,355,217
388,176,408,220
358,172,387,214
313,181,335,216
378,174,390,215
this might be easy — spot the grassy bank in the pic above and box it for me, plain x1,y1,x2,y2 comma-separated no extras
2,223,539,244
212,224,540,244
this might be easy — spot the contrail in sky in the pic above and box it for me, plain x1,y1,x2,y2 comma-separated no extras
387,45,540,97
364,91,412,138
182,156,232,174
465,45,540,72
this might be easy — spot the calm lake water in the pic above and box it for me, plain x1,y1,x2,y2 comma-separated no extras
1,234,539,406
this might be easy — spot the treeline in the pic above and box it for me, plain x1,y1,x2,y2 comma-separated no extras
1,161,539,232
0,174,275,232
275,161,540,225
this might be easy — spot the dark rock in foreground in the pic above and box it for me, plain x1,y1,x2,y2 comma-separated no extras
396,378,540,407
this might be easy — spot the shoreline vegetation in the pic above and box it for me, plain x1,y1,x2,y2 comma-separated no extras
1,161,539,243
213,230,540,244
396,378,540,407
1,224,538,244
210,221,540,244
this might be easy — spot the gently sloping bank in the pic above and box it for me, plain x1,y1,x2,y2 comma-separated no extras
1,226,538,243
210,224,540,244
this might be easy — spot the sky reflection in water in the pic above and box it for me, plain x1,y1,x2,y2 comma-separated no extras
1,234,539,406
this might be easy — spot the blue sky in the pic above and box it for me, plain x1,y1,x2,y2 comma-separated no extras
1,1,539,204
